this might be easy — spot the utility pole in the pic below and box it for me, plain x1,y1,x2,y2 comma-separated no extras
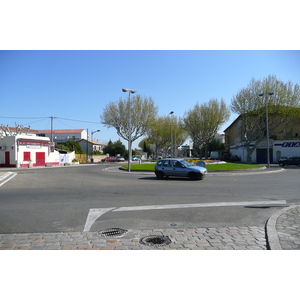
50,116,54,142
86,128,89,163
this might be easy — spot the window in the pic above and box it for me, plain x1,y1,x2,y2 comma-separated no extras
24,152,31,161
162,160,170,167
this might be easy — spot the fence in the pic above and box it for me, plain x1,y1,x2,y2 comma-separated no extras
75,154,107,163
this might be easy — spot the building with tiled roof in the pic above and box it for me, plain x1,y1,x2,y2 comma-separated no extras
38,129,87,144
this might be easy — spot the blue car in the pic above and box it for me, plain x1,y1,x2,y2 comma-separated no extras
155,158,207,180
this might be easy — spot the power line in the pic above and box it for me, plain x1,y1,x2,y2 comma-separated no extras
0,116,47,119
57,117,100,124
0,116,100,124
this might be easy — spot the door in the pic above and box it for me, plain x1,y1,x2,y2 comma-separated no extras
5,151,10,166
170,160,186,177
160,160,173,176
36,152,45,166
256,148,273,164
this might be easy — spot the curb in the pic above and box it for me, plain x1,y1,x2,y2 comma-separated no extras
266,205,299,250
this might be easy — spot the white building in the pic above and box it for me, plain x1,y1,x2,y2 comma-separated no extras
229,139,300,163
38,129,88,144
0,133,60,168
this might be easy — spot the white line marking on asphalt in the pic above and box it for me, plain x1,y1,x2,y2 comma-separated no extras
83,200,287,231
0,172,17,187
83,207,116,232
114,200,287,212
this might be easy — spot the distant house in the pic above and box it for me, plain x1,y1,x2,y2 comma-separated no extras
38,129,87,144
78,139,106,154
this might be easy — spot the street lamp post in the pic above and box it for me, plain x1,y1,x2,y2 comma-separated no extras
259,92,274,168
122,88,137,172
169,111,174,157
91,130,101,163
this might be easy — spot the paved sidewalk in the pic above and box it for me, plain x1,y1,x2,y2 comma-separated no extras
266,205,300,250
0,226,268,250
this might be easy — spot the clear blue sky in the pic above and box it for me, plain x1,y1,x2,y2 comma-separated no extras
1,50,300,148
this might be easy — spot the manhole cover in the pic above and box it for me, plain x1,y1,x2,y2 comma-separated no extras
98,228,128,238
139,235,172,247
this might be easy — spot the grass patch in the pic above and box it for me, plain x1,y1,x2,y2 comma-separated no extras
121,163,156,171
205,163,264,171
120,162,264,171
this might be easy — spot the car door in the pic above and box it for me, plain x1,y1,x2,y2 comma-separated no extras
170,160,186,177
160,160,173,176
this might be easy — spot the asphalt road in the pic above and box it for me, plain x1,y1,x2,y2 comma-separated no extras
1,164,299,234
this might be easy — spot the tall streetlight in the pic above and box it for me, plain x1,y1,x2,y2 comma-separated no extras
169,111,174,157
122,88,137,172
259,92,274,168
91,130,101,163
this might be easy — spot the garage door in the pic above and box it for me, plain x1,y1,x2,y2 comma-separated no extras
36,152,45,166
256,148,273,164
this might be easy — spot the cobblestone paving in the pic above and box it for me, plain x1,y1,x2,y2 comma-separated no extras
0,226,267,250
276,206,300,250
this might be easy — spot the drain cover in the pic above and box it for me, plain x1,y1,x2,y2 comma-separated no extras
139,235,172,247
98,228,128,238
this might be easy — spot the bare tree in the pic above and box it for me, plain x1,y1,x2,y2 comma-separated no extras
183,99,230,157
231,75,300,162
100,94,158,166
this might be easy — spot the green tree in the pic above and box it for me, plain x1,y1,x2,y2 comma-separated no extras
57,141,83,154
230,75,300,162
146,115,188,157
138,138,152,157
183,99,230,158
208,139,224,152
102,140,126,157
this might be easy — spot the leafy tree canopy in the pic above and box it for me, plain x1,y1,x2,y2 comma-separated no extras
56,141,83,154
102,140,126,157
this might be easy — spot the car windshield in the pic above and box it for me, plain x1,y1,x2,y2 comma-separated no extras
181,160,193,167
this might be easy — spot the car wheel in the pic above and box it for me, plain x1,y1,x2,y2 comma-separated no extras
156,171,164,179
188,172,198,180
199,173,204,180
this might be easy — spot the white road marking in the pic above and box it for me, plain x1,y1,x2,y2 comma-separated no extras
83,207,116,232
0,172,17,187
83,200,287,232
114,200,287,212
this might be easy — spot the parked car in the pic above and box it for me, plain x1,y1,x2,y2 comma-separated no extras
114,157,125,162
222,153,230,161
228,155,240,162
132,155,141,161
278,156,300,167
101,157,115,162
155,158,207,180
